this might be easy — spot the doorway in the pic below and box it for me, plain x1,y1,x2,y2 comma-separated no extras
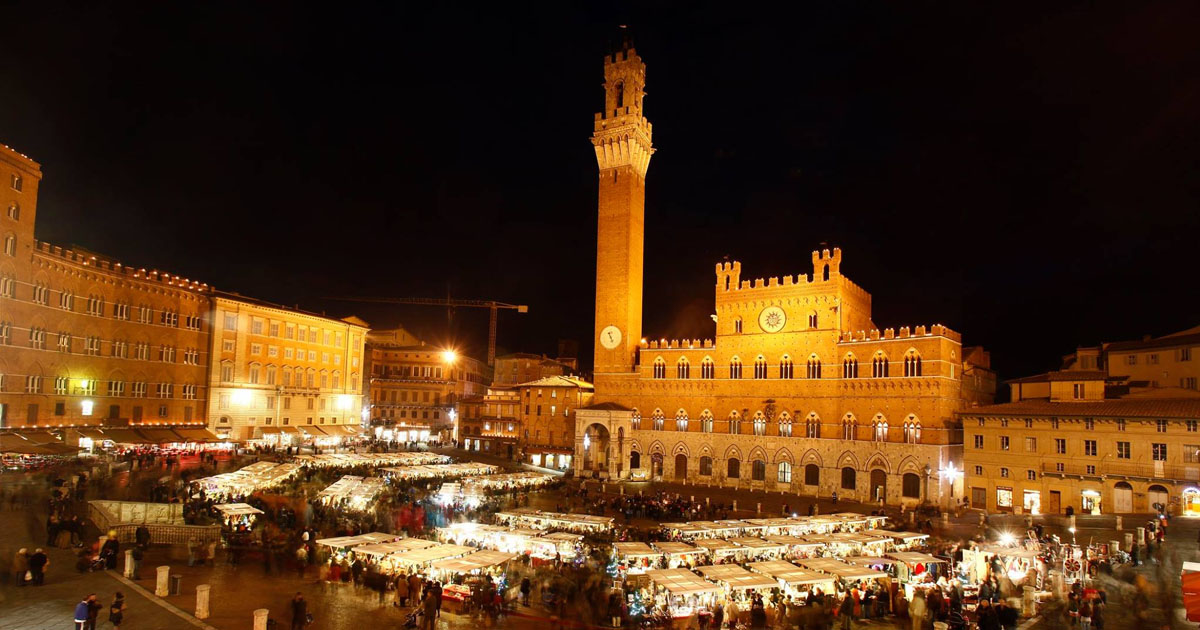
1183,488,1200,515
870,469,887,503
1148,485,1169,513
971,487,985,508
1113,482,1133,513
1081,489,1102,515
651,453,664,480
1022,490,1041,515
674,454,688,481
1047,490,1061,515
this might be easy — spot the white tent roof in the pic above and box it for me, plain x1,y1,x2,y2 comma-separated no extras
646,569,721,595
748,561,837,586
697,564,778,591
429,549,516,574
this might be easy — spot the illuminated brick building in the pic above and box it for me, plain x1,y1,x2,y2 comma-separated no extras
574,42,995,507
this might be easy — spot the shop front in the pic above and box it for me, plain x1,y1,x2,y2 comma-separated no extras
1080,489,1102,515
1022,489,1041,515
1183,488,1200,516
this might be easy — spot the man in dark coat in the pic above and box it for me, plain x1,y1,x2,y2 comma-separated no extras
290,592,307,630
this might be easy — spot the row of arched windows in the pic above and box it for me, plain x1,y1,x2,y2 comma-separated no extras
625,453,924,497
651,350,925,380
630,408,923,443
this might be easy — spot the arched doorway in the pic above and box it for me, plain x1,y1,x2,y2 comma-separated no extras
581,423,611,477
1183,488,1200,516
629,451,641,470
1113,481,1133,513
870,469,887,503
651,453,664,480
902,473,921,500
1148,484,1169,513
674,454,688,480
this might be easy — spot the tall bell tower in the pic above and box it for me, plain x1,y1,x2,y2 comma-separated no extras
592,37,653,375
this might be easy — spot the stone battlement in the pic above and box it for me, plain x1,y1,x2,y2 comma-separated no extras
717,248,851,293
641,338,714,350
839,324,961,344
35,240,210,292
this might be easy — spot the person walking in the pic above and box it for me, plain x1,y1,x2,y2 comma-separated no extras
11,548,28,586
74,594,96,630
28,548,48,585
295,545,308,579
422,590,438,630
838,592,854,630
290,592,308,630
520,576,531,606
108,592,127,630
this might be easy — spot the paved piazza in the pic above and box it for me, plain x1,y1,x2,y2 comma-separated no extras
0,446,1193,630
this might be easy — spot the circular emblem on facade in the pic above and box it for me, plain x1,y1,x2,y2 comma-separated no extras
600,325,622,350
758,306,786,333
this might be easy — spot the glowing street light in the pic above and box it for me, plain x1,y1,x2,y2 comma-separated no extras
442,350,458,364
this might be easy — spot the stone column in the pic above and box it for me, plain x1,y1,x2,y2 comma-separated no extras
1115,516,1122,530
155,566,170,597
1136,527,1145,547
1124,532,1134,551
253,608,269,630
195,584,211,619
1022,586,1035,617
123,549,135,578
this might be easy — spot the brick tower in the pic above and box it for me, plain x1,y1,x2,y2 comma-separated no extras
592,38,653,375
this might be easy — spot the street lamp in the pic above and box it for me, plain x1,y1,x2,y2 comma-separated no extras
940,462,964,498
442,350,458,364
1069,526,1077,544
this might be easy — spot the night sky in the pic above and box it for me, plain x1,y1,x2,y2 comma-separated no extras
4,3,1199,387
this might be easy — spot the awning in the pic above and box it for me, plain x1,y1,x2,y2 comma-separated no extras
279,426,302,434
136,429,185,443
19,431,62,444
0,434,56,454
98,428,153,444
259,427,283,435
172,427,221,442
303,426,329,435
334,424,360,435
76,428,109,440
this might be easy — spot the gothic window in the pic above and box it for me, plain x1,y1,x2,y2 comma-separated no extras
806,355,822,379
902,473,921,498
677,357,690,379
727,458,741,479
777,461,792,484
808,311,818,328
843,355,859,379
904,416,922,444
734,318,743,334
728,411,741,435
806,413,821,438
842,415,856,440
778,412,793,437
630,409,641,430
805,463,820,486
841,467,856,490
699,456,713,476
675,409,689,432
752,460,767,481
904,352,923,377
874,415,888,442
701,357,715,379
651,409,665,431
729,357,743,379
753,411,767,436
779,356,794,379
629,451,641,469
652,357,666,379
754,356,768,379
872,353,889,378
700,410,714,433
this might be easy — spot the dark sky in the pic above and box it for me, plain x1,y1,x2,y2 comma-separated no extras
4,2,1199,385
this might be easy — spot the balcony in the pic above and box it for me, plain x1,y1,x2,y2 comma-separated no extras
1041,461,1200,482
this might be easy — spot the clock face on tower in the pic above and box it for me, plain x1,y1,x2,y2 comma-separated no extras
758,306,787,333
600,325,622,350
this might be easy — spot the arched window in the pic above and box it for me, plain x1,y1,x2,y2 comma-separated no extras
754,356,768,379
701,357,715,379
615,80,625,108
805,413,821,438
779,411,793,437
904,352,923,377
842,415,857,440
675,409,689,432
753,411,767,436
677,357,690,379
2,234,14,257
266,365,277,385
874,415,888,442
727,458,741,479
822,264,830,281
729,357,743,379
779,355,794,379
841,467,857,490
807,355,822,379
699,456,713,476
652,357,666,379
843,355,859,379
331,370,341,389
904,416,921,444
281,366,293,387
651,409,665,431
808,310,818,328
734,317,743,334
872,353,889,378
804,463,820,486
630,409,641,430
902,473,921,498
248,363,261,384
777,461,792,484
752,460,767,481
700,410,714,433
728,411,741,435
629,451,641,469
6,203,18,221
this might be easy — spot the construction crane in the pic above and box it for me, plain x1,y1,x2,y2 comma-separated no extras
324,296,528,366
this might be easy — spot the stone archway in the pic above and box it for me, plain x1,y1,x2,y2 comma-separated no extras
581,423,611,477
870,469,887,503
674,453,688,480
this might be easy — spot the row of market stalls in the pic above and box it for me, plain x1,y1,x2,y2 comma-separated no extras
494,508,615,535
659,513,891,539
191,462,303,500
317,476,388,511
1,424,223,456
433,472,558,508
380,463,500,481
436,522,585,562
252,423,360,448
293,452,450,469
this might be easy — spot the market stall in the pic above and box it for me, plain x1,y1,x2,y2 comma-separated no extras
762,535,825,559
380,462,500,481
697,564,779,596
863,530,929,551
885,552,948,591
828,532,891,556
726,537,789,561
653,542,705,569
192,462,302,499
295,452,450,469
428,550,516,613
315,475,388,511
794,557,889,586
693,538,743,559
461,471,557,492
747,560,836,599
615,542,662,574
644,568,722,620
386,543,475,573
492,509,614,534
213,503,264,529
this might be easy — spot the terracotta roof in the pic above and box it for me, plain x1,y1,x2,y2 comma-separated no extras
516,375,594,390
958,397,1200,419
1106,330,1200,353
582,402,634,411
1006,370,1107,384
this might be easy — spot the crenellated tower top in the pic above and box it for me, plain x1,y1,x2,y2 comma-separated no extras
592,39,654,177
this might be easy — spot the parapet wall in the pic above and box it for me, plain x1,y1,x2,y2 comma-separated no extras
35,240,210,292
839,324,961,344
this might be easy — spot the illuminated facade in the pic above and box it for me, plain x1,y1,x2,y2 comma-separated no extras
365,329,488,439
493,352,573,386
519,376,593,471
574,43,995,506
206,295,366,442
457,385,521,459
0,143,212,429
